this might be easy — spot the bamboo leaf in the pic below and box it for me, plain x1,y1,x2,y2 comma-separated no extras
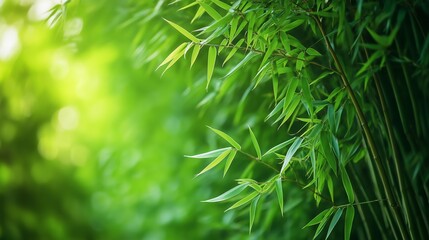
223,149,237,177
321,132,337,174
208,126,241,150
325,208,343,239
340,166,354,203
158,43,187,69
275,177,284,216
313,208,335,239
265,98,285,121
190,44,201,68
196,149,231,176
284,19,305,32
306,47,322,56
264,138,295,156
296,51,305,71
185,147,231,159
207,46,217,90
226,191,259,211
248,126,261,159
303,208,332,228
203,183,248,202
224,52,257,78
223,38,244,65
229,17,239,43
344,206,355,240
211,0,231,10
198,2,222,20
164,19,200,42
281,137,303,174
249,194,261,233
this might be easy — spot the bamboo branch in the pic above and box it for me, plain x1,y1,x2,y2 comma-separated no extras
312,16,409,239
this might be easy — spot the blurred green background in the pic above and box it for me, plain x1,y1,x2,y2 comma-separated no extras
0,0,242,239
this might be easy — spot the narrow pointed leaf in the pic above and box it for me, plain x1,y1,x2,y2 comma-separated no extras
248,126,261,159
344,206,355,240
223,39,244,65
263,138,295,156
211,0,231,10
207,46,217,90
226,191,259,211
196,149,231,176
190,44,201,68
208,126,241,150
249,194,261,233
185,147,231,159
312,208,335,239
223,149,237,177
198,2,222,20
203,183,248,202
275,177,284,216
164,19,200,42
303,208,332,228
326,208,343,239
158,43,187,69
340,166,354,203
281,137,303,173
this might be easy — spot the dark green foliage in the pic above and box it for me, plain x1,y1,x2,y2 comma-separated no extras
166,0,429,239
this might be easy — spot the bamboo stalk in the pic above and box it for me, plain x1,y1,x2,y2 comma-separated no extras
313,16,409,239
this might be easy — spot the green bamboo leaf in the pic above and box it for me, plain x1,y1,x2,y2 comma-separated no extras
325,208,343,240
279,96,301,126
275,177,284,216
296,51,305,71
280,32,291,52
249,194,261,233
223,38,244,65
263,138,295,156
313,208,335,239
196,149,231,176
265,98,285,121
280,137,303,174
190,44,201,68
223,149,237,177
191,6,206,23
164,19,200,42
208,126,241,150
247,12,255,47
229,17,239,43
225,191,259,211
178,1,198,11
306,48,322,56
158,43,187,69
185,147,231,159
203,183,248,202
303,208,331,228
211,0,231,10
321,132,337,174
224,52,257,78
340,166,354,203
272,65,279,102
207,46,217,90
248,126,261,159
198,2,222,20
284,19,305,32
218,39,228,54
327,176,334,202
344,206,355,240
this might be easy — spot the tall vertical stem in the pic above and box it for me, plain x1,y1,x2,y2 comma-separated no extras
313,17,409,239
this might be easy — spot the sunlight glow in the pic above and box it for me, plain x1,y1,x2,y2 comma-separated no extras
0,26,20,60
58,106,79,130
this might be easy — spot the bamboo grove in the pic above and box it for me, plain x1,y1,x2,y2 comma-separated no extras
160,0,429,239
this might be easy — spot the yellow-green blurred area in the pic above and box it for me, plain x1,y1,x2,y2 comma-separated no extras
0,0,230,239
